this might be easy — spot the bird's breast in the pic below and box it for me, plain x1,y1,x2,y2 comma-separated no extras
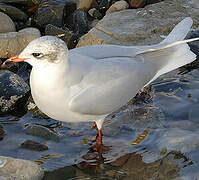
29,68,98,122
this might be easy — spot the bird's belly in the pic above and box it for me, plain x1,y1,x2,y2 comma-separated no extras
31,86,100,123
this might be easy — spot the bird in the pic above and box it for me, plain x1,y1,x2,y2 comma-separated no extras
5,17,199,153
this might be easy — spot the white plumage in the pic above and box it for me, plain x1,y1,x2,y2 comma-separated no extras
8,17,199,132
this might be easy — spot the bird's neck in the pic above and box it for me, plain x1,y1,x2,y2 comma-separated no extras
30,55,70,91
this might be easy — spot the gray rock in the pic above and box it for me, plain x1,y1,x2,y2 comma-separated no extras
0,156,44,180
0,12,15,33
45,24,77,49
0,71,30,116
24,124,60,141
77,0,199,47
0,27,40,58
33,1,65,29
0,3,28,21
21,140,49,151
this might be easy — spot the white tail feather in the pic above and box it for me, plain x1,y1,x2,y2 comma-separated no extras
136,17,198,85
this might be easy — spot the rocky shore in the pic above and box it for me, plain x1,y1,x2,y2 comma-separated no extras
0,0,199,179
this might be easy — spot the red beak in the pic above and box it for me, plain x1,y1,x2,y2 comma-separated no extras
5,55,29,63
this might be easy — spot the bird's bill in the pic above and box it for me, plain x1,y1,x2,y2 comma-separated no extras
5,55,29,63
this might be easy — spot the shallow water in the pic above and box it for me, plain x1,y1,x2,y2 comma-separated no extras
1,68,199,179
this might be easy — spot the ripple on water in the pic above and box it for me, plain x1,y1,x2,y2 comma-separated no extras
1,69,199,179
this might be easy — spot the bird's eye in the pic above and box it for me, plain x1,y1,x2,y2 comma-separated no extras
32,53,43,58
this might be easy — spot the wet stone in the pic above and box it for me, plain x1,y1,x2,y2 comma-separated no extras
24,124,60,141
0,71,30,116
21,140,48,151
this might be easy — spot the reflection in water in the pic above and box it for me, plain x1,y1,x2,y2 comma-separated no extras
2,69,199,179
43,150,190,180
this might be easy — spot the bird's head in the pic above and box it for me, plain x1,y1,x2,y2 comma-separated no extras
5,36,68,68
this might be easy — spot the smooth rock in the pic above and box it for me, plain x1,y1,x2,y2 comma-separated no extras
21,140,49,151
77,0,199,47
0,12,15,33
0,27,40,58
33,1,65,29
24,124,60,141
128,0,147,8
0,3,28,21
0,156,44,180
0,71,30,116
45,24,77,49
106,0,129,14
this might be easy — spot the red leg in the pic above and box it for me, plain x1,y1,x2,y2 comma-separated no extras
95,129,103,154
95,129,110,154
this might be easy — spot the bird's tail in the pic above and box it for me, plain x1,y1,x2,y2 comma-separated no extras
136,17,199,84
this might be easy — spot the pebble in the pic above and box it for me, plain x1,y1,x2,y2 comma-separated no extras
128,0,147,8
0,156,44,180
106,0,129,14
33,3,64,29
0,12,15,33
0,27,40,58
0,3,28,21
21,140,49,151
24,124,60,141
